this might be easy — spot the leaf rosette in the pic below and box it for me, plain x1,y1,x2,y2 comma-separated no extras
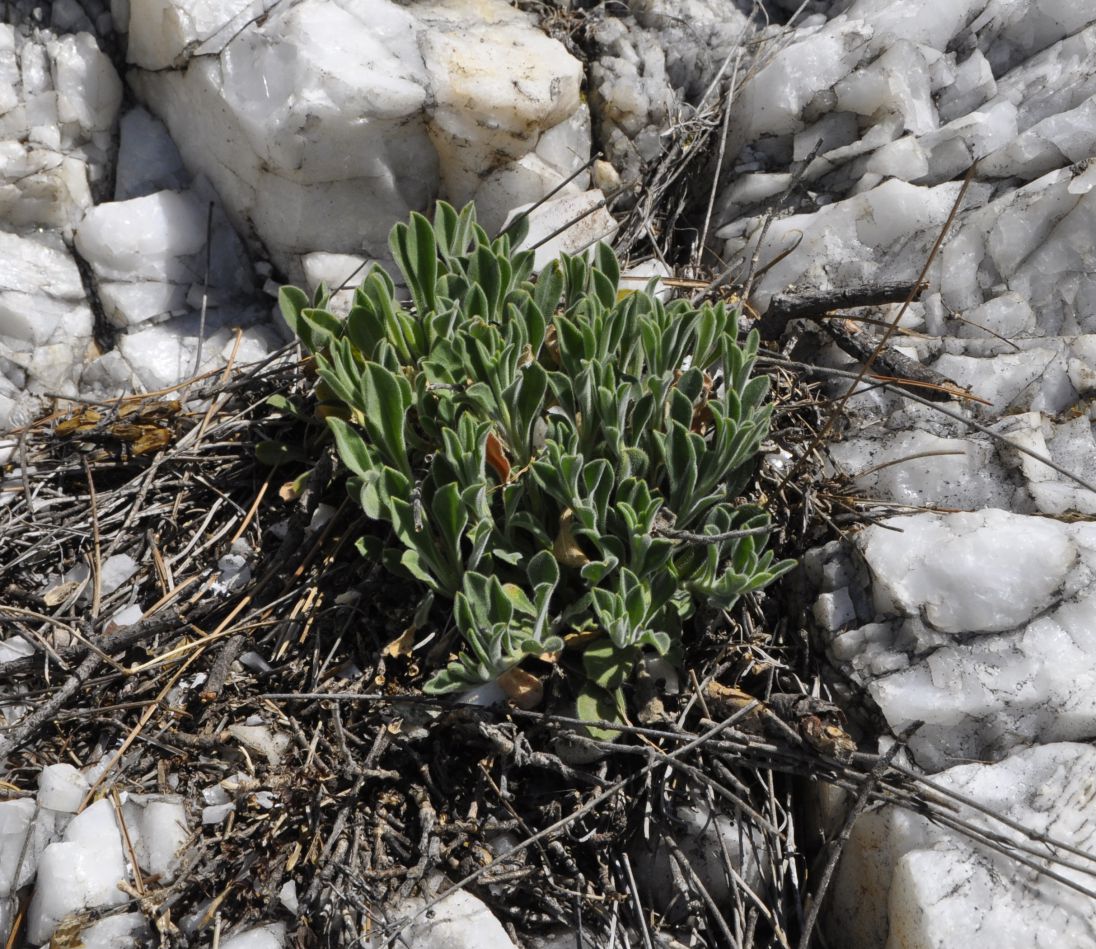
279,202,794,728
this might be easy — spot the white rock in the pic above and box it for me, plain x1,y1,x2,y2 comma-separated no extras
418,2,583,205
391,886,516,949
820,510,1096,768
49,33,123,135
829,743,1096,948
76,190,197,275
71,912,153,949
302,252,371,315
97,553,139,596
121,794,189,881
212,543,252,596
511,189,618,272
472,153,583,237
721,179,965,313
76,184,257,328
109,603,145,628
117,304,274,391
0,798,51,898
129,0,584,281
114,105,190,200
202,802,235,825
631,802,761,916
827,430,1017,511
27,799,128,945
125,0,254,68
0,230,91,350
278,879,299,915
933,346,1064,414
37,764,89,814
862,509,1073,633
732,19,873,141
619,259,673,302
0,26,119,232
220,922,286,949
226,723,291,766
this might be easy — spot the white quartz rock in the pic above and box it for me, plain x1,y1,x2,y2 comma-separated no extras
278,879,299,915
0,231,93,424
27,799,128,945
114,105,190,200
417,1,583,206
302,252,372,316
933,347,1064,414
722,179,964,312
510,189,618,272
951,291,1036,339
534,103,592,185
95,553,139,597
820,510,1096,768
37,764,90,814
619,259,673,302
120,795,189,881
220,922,286,949
127,0,263,70
733,19,873,141
995,412,1096,516
472,153,583,237
390,886,517,949
71,913,153,949
49,33,123,135
587,16,678,180
74,189,254,328
117,306,277,391
828,743,1096,948
827,429,1018,511
129,0,584,280
77,189,202,265
631,802,761,917
861,509,1074,633
0,25,120,231
0,798,52,899
227,723,291,766
836,40,938,136
0,230,90,348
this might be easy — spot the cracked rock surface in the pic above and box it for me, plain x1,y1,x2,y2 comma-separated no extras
826,743,1096,948
704,1,1096,944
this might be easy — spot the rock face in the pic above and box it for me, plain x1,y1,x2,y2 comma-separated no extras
0,23,120,231
125,0,589,281
706,3,1096,946
810,510,1096,770
827,743,1096,948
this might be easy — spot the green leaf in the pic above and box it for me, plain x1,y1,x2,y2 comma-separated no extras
326,417,377,479
575,681,624,741
354,534,382,560
534,261,564,318
255,440,305,466
358,363,412,478
277,286,312,350
276,202,790,713
582,640,632,690
595,242,620,294
264,393,298,414
528,549,559,588
431,481,468,564
300,307,344,353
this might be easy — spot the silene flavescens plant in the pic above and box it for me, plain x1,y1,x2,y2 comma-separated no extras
277,201,793,734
